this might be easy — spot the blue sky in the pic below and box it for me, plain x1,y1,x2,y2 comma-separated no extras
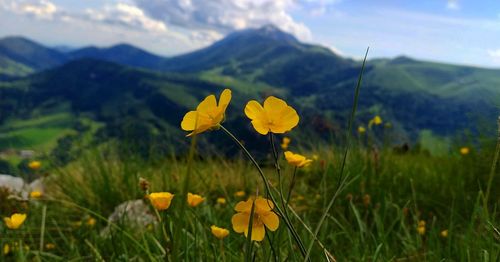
1,0,500,67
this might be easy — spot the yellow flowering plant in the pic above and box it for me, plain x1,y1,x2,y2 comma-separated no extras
180,90,307,257
216,197,227,204
181,89,232,136
244,96,299,135
460,147,470,155
187,193,205,207
368,115,383,128
28,160,41,170
211,225,230,239
148,192,174,211
284,151,313,168
231,197,279,241
281,137,291,150
3,213,27,229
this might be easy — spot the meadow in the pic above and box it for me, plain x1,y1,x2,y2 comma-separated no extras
1,87,499,261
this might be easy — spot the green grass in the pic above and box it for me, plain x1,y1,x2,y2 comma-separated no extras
0,134,498,261
0,113,75,151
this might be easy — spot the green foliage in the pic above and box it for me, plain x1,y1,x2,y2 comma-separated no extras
1,139,498,261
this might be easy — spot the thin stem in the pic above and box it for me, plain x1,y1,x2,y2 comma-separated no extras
269,134,294,234
304,47,369,261
245,199,256,262
270,134,297,252
287,167,298,203
39,204,47,252
219,125,307,258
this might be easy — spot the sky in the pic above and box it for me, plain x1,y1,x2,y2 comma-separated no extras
1,0,500,68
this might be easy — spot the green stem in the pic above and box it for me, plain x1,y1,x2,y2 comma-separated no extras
269,134,294,236
39,204,47,252
153,208,171,256
245,199,256,262
219,125,307,258
287,167,298,203
304,47,369,261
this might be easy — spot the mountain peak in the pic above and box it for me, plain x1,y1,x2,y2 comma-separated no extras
221,24,298,45
250,24,298,43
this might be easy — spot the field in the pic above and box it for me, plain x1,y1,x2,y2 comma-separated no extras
1,115,499,261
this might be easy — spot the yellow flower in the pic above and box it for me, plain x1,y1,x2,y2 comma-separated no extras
460,147,470,155
244,96,299,135
148,192,174,211
181,89,232,136
28,161,41,170
440,229,448,238
187,193,205,207
417,226,426,235
30,191,42,199
231,197,279,241
373,115,382,125
45,243,56,250
3,213,27,229
87,217,96,227
211,225,230,239
216,197,227,204
234,191,246,197
284,151,313,168
3,244,9,255
281,137,291,150
417,220,426,235
358,126,366,134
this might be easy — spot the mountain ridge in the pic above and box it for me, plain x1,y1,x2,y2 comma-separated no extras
0,26,499,158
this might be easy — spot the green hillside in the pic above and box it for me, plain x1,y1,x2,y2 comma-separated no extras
0,55,34,78
0,26,499,160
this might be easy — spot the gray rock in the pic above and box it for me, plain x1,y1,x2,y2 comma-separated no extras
101,199,157,237
0,174,29,199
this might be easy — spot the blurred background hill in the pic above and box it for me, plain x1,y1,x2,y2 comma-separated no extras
0,25,499,169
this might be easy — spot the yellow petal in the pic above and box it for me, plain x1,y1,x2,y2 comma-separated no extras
255,197,274,212
181,111,198,131
269,106,299,133
4,213,27,229
197,95,217,112
261,212,279,231
218,89,232,112
234,199,253,213
251,120,270,135
263,96,288,115
232,212,250,233
250,220,266,241
244,100,266,120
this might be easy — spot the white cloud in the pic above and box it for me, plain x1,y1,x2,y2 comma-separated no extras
446,0,460,10
133,0,312,40
1,0,57,19
84,3,168,33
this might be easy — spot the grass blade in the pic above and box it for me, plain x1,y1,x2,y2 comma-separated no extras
304,47,369,261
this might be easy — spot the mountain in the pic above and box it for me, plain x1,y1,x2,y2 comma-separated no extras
68,44,165,69
0,36,67,73
162,25,353,77
0,25,499,161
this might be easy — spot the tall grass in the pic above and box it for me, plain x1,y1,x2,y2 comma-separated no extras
1,136,499,261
